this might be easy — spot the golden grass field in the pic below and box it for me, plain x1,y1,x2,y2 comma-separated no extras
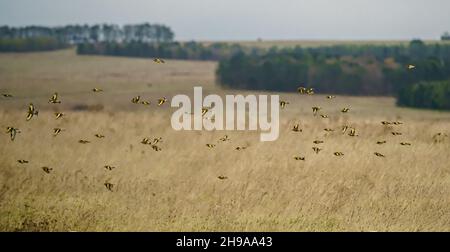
1,49,450,231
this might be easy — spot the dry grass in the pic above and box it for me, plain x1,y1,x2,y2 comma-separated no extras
1,49,450,231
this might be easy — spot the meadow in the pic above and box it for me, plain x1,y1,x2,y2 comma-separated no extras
1,49,450,231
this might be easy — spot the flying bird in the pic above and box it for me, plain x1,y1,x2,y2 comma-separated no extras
141,138,150,144
407,64,416,70
377,140,387,145
348,128,358,137
95,134,105,138
157,97,167,106
219,135,230,142
400,142,411,146
104,165,115,171
206,144,216,149
48,92,61,104
326,95,336,99
306,88,314,95
235,146,247,150
342,125,349,134
292,124,302,132
152,137,162,145
313,140,324,144
42,166,53,174
391,132,402,136
341,108,350,113
141,101,150,105
151,145,162,151
54,112,65,119
92,88,103,92
153,58,165,64
320,114,329,118
78,140,90,144
217,176,228,180
2,93,13,98
334,152,344,157
312,107,321,116
6,127,20,141
26,103,39,121
312,147,322,154
279,100,289,109
104,182,114,191
53,128,63,136
293,156,305,161
374,152,385,158
297,87,307,94
17,160,29,164
131,96,141,104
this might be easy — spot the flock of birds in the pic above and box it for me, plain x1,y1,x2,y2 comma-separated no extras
2,61,449,188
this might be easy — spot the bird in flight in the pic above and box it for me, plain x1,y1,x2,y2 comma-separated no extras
6,127,20,141
235,146,247,151
78,140,90,144
104,165,115,171
348,128,358,137
342,125,349,134
407,64,416,70
312,107,321,116
313,140,324,144
400,142,411,146
306,88,314,95
293,156,305,161
206,144,216,149
152,137,162,145
141,138,151,145
104,181,114,191
297,87,307,94
53,128,64,137
151,145,162,151
334,152,344,157
279,100,289,109
157,97,167,106
341,108,350,113
131,96,140,104
92,88,103,92
153,58,165,64
141,101,150,105
217,175,228,180
326,95,336,99
95,134,105,138
26,103,39,121
377,140,387,145
54,112,65,119
2,93,13,98
374,152,385,158
292,124,302,132
48,92,61,104
219,135,230,142
391,132,402,136
42,166,53,173
17,159,29,164
312,147,322,154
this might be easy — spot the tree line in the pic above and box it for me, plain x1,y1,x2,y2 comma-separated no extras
77,41,252,61
0,23,174,52
216,40,450,109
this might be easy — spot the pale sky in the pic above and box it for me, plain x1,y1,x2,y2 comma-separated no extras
0,0,449,41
